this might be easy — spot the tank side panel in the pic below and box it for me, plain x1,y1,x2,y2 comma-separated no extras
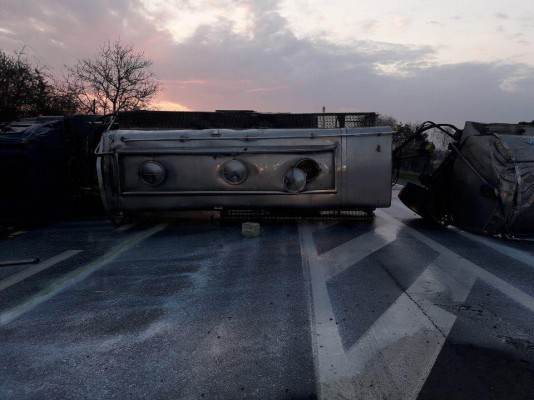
343,133,392,207
99,128,392,211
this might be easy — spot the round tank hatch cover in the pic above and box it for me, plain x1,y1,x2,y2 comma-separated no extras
295,159,321,183
222,159,248,184
139,161,166,186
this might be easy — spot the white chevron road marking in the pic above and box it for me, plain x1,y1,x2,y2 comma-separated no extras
345,256,477,400
455,228,534,268
319,224,399,281
299,216,401,400
378,210,534,315
301,210,531,400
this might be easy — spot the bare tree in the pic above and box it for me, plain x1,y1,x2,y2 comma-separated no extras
67,40,160,115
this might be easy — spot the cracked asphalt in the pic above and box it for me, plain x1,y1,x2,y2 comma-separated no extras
1,192,534,400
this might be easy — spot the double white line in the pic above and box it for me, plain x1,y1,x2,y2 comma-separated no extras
0,250,82,292
0,224,166,326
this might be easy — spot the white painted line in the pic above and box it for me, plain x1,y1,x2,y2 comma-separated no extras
455,228,534,267
115,223,135,233
320,221,399,280
0,250,82,292
315,221,339,230
300,223,357,398
299,221,397,399
8,230,26,238
377,210,534,315
0,224,167,326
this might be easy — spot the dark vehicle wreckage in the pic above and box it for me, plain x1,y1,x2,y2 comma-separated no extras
395,121,534,238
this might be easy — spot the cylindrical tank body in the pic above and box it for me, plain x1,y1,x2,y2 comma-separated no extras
96,127,392,216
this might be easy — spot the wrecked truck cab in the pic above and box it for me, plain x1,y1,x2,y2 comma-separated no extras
399,121,534,238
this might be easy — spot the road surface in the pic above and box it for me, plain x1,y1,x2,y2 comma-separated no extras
1,191,534,399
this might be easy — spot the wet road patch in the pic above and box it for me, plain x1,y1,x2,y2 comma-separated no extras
417,280,534,400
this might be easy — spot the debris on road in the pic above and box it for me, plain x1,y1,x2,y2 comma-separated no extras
242,222,261,237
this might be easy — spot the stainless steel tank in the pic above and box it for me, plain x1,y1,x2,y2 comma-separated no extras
96,127,392,217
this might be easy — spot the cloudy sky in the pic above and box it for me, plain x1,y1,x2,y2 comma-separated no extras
1,0,534,124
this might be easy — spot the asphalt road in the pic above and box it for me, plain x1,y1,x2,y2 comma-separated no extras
1,192,534,400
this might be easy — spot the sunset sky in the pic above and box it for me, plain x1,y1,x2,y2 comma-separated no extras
2,0,534,124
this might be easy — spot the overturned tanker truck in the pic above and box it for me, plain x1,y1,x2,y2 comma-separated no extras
96,111,393,222
397,121,534,238
96,111,534,238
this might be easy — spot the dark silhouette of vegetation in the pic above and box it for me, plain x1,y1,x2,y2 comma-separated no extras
0,40,160,122
0,49,77,121
377,114,419,147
